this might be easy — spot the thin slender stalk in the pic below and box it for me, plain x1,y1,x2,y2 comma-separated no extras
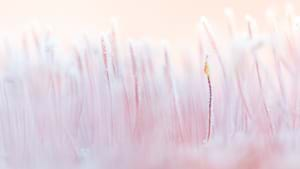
204,55,213,141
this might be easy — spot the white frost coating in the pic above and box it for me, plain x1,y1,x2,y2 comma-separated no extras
0,9,300,168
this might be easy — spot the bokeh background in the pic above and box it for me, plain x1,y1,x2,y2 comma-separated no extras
0,0,296,45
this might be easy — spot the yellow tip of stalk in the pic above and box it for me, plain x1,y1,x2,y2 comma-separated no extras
204,61,210,76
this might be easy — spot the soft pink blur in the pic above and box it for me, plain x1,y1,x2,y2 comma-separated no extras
0,0,297,44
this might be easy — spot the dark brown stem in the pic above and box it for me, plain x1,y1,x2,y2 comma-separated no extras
204,56,213,141
207,75,212,141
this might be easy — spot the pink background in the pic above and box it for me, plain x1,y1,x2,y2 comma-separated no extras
0,0,296,44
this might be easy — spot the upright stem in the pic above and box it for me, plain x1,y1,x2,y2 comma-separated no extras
204,55,213,141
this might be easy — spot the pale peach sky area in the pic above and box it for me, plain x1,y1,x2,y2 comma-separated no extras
0,0,297,44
